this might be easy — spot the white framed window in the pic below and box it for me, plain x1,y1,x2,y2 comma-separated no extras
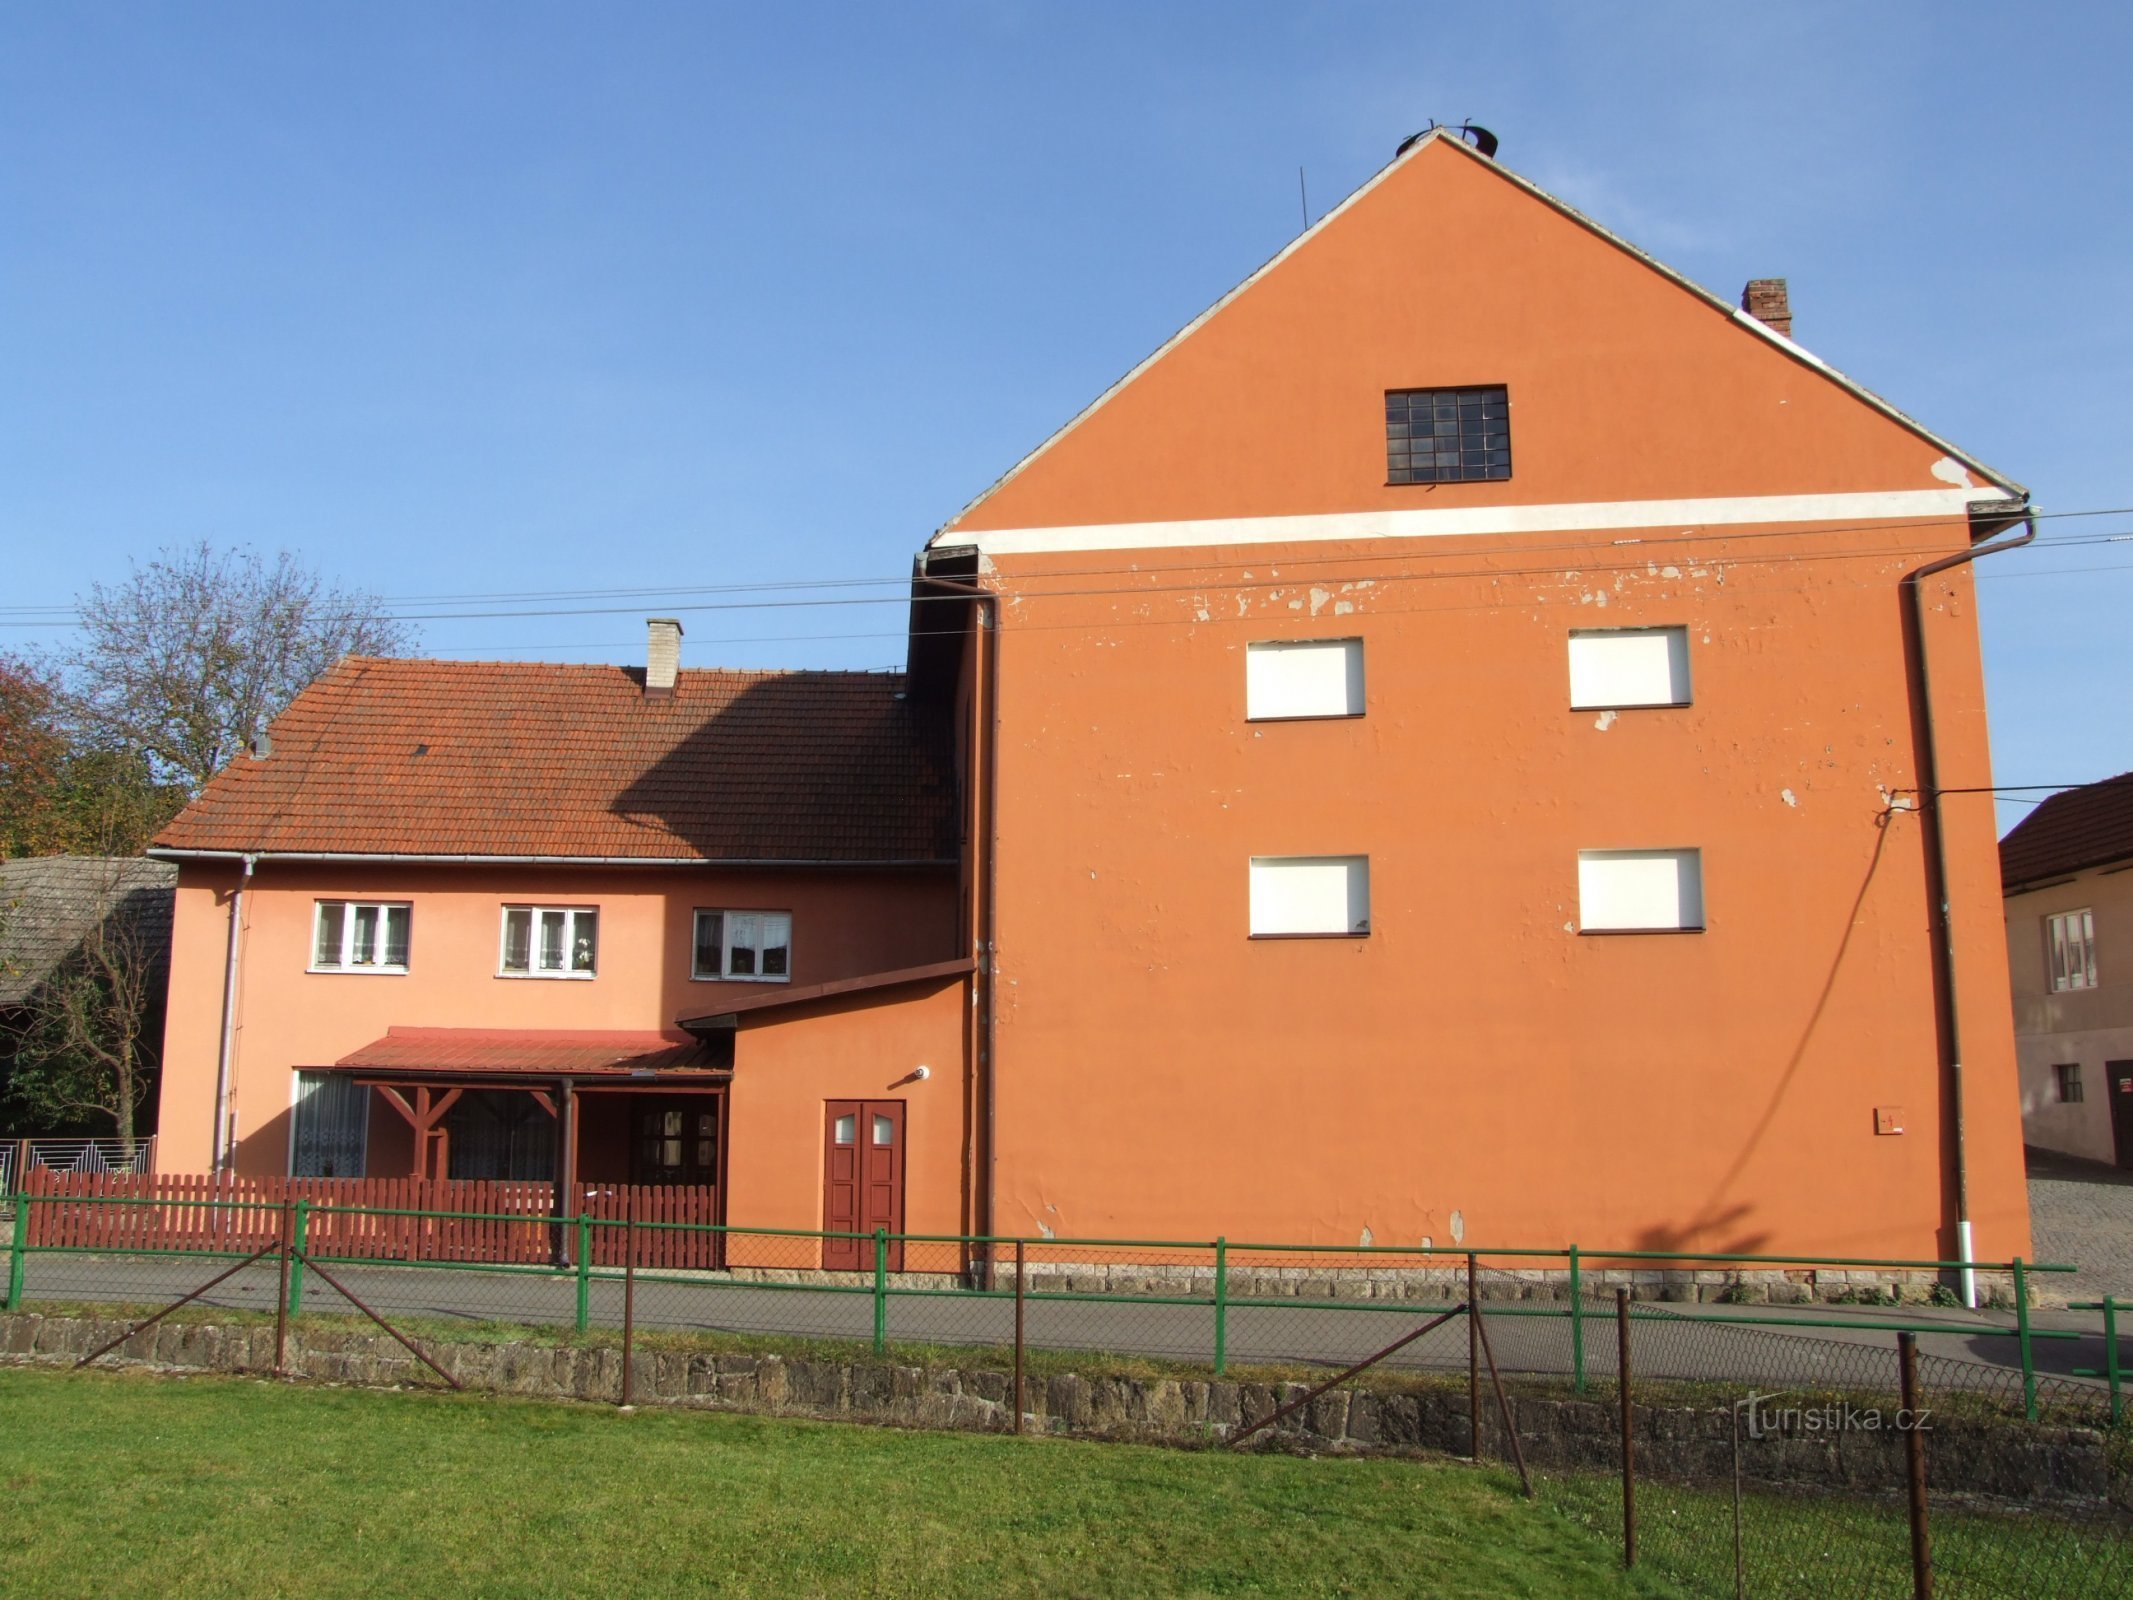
1568,627,1691,710
311,901,411,973
1249,856,1370,937
1578,849,1704,933
500,905,599,978
693,909,792,982
2047,909,2097,992
1246,638,1365,720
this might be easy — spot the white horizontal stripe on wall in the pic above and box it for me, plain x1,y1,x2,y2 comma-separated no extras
947,487,1993,558
1578,849,1704,932
1249,856,1370,936
1246,638,1364,719
1568,627,1691,709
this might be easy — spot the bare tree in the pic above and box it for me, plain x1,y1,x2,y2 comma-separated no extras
61,542,415,794
3,861,170,1146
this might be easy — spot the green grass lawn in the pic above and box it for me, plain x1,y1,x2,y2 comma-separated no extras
0,1366,1680,1600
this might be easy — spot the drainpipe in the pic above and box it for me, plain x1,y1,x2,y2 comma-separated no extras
211,852,258,1173
921,568,1001,1271
1902,502,2035,1308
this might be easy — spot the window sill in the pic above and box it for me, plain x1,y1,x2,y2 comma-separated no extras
307,966,409,976
1248,931,1371,941
689,973,793,984
1245,712,1366,725
496,970,598,980
1577,927,1705,937
1568,700,1694,712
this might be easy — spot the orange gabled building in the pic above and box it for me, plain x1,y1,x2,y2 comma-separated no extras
151,128,2032,1273
909,127,2032,1270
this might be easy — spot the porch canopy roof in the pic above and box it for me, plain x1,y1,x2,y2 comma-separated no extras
327,1026,729,1086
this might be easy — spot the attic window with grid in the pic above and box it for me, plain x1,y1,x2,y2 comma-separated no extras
1386,386,1510,484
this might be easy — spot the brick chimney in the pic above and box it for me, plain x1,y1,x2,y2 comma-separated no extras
1741,278,1792,338
645,618,683,697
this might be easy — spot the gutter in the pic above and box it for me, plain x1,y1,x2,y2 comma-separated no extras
149,849,954,869
1902,499,2036,1308
211,853,257,1172
917,562,1001,1275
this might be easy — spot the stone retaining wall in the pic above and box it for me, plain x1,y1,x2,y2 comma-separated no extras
2,1311,2107,1506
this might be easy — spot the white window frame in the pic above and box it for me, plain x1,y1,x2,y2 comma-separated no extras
2046,908,2097,992
309,900,412,974
691,909,794,983
1248,855,1371,938
1577,849,1705,934
498,904,600,979
1567,626,1692,710
1245,638,1366,722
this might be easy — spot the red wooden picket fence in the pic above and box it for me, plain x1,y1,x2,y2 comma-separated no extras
19,1169,723,1270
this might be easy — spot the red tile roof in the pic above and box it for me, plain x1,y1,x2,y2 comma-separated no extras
154,658,956,862
1999,773,2133,889
335,1027,720,1074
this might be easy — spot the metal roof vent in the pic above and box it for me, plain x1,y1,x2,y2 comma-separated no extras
1397,122,1499,159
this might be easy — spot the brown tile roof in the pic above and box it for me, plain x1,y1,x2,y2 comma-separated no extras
1999,773,2133,889
0,856,176,1008
335,1027,720,1074
153,658,957,863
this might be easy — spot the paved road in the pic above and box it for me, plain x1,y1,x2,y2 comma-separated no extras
17,1248,2116,1402
2027,1144,2133,1301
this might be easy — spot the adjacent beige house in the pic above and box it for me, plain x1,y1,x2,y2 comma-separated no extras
2001,774,2133,1165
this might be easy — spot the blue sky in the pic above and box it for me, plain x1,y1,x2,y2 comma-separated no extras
4,4,2128,824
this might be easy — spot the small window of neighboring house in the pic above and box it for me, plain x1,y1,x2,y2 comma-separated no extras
1578,849,1704,933
500,905,599,978
2046,909,2097,992
1246,639,1364,720
1568,627,1691,710
312,901,411,973
1386,386,1510,484
2055,1063,2085,1105
1249,856,1370,937
693,910,792,982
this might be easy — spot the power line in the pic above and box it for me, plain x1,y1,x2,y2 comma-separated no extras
3,503,2129,629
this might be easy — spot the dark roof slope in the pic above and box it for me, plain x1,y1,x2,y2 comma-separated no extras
0,856,176,1007
1999,773,2133,890
154,658,957,863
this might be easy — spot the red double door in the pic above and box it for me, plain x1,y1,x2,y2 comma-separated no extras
822,1100,904,1271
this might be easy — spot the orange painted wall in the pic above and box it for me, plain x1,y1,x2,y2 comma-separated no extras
156,862,958,1183
721,979,967,1266
945,136,2029,1262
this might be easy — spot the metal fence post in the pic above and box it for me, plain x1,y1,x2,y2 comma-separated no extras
2106,1295,2122,1426
1569,1244,1585,1395
1213,1236,1228,1377
1618,1288,1637,1569
872,1226,888,1355
2013,1256,2036,1421
1013,1237,1026,1436
620,1196,637,1408
574,1213,592,1336
1899,1331,1934,1599
273,1197,294,1375
1467,1253,1481,1462
287,1198,310,1317
4,1181,25,1313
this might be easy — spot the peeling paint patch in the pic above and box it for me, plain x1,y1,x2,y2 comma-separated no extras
1930,455,1976,488
1593,709,1618,732
1309,586,1332,616
1333,600,1354,616
1780,788,1798,807
1037,1221,1055,1239
1449,1210,1465,1246
1661,565,1681,579
1359,1225,1373,1247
